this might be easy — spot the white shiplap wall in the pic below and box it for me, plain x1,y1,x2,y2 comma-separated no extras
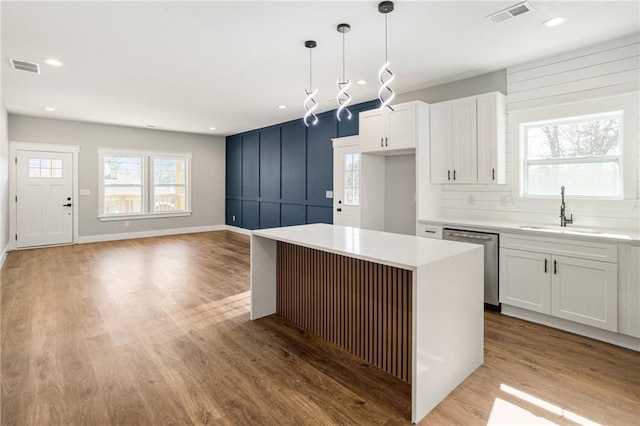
439,34,640,230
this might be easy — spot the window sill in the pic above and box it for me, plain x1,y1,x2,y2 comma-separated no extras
98,211,192,222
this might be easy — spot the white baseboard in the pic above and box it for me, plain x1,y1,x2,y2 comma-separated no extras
79,225,227,244
0,241,9,269
502,305,640,352
225,225,252,236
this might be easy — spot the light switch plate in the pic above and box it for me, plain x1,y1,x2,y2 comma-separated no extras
80,189,91,196
326,190,333,199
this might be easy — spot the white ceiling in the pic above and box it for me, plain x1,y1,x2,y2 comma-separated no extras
2,1,639,136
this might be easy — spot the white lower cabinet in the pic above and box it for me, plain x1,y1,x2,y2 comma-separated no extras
551,255,617,331
500,233,618,332
500,248,551,314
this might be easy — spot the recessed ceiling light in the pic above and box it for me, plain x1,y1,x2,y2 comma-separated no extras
44,107,55,111
44,58,63,66
278,105,287,109
542,16,567,27
356,80,367,85
209,127,217,130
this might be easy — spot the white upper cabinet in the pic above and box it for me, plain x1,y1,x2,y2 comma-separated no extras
359,101,424,153
430,92,506,184
477,93,506,184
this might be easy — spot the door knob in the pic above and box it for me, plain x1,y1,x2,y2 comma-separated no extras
62,203,72,207
337,208,342,212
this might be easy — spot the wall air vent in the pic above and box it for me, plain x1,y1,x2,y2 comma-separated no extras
8,58,40,74
487,1,534,23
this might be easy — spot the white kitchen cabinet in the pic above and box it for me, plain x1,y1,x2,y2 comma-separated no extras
500,248,551,314
430,92,505,184
551,255,617,331
477,92,506,184
500,233,618,332
359,102,424,153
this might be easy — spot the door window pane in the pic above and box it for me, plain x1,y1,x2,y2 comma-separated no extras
344,153,360,206
28,157,63,179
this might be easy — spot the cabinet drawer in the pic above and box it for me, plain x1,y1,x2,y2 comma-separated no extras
417,223,443,239
501,233,617,263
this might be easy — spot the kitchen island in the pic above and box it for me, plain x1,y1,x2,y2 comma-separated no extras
250,224,483,423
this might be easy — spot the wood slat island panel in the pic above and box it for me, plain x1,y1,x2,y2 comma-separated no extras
276,242,413,383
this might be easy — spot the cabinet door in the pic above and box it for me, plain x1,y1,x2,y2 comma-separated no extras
500,248,551,314
429,101,452,184
477,92,505,184
551,255,618,331
359,109,385,152
387,102,416,149
451,97,477,183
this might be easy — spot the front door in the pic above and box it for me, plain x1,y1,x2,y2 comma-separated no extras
333,144,361,228
16,150,74,248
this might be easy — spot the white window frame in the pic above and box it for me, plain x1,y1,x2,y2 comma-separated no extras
98,148,192,221
521,111,624,200
510,92,639,212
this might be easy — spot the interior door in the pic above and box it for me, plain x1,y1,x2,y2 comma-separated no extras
16,150,74,248
333,144,361,228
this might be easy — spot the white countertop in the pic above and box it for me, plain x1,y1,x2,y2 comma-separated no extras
252,223,481,270
421,217,640,243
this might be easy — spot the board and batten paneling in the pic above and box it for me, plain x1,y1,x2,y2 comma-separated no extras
225,100,378,230
506,34,639,111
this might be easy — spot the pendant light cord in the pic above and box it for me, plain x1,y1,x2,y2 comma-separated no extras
342,31,346,82
385,13,388,62
309,48,313,91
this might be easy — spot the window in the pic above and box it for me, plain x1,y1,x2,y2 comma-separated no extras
344,153,360,205
29,158,63,178
98,149,191,220
522,111,623,199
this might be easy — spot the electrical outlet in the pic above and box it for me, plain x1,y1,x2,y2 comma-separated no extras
326,190,333,199
232,215,236,222
500,195,508,206
467,194,475,205
124,221,130,227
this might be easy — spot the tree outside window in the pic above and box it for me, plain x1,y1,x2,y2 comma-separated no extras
523,112,622,198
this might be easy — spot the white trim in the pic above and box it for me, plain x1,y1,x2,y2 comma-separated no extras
97,147,193,158
0,242,9,268
9,141,81,250
332,135,359,149
78,224,226,244
502,305,640,352
98,211,192,221
98,150,192,218
225,225,252,236
509,92,639,206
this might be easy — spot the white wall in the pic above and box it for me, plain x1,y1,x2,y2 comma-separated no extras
8,114,226,239
385,154,416,235
0,106,8,259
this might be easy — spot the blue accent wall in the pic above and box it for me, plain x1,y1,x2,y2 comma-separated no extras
225,100,378,230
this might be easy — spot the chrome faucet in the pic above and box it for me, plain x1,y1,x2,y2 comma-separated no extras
560,186,573,227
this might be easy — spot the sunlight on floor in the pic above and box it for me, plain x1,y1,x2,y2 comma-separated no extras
487,384,602,426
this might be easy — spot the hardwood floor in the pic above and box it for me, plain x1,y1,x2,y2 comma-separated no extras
1,231,638,425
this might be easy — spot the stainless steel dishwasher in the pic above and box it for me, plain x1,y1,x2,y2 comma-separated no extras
443,228,500,311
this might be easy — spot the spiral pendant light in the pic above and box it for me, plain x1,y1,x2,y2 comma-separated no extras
336,23,352,122
378,1,395,111
303,40,319,127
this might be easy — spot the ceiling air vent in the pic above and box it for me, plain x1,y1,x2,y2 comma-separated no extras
8,58,40,74
487,1,534,23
